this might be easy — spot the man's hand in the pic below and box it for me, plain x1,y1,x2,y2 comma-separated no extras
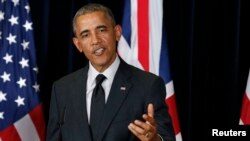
128,103,161,141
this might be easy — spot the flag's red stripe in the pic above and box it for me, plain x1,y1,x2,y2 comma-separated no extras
29,104,46,141
240,92,250,124
165,94,181,134
137,0,149,71
0,125,21,141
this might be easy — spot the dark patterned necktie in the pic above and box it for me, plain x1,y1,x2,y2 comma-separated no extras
90,74,106,139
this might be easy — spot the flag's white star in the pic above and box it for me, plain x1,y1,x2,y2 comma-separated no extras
23,20,32,31
16,77,26,88
11,0,19,6
0,91,7,102
15,96,25,107
0,71,11,83
21,40,29,50
0,11,4,21
0,112,4,119
6,33,16,45
3,53,13,64
33,67,39,73
33,82,40,92
8,15,18,26
19,57,29,68
1,0,6,3
25,5,30,13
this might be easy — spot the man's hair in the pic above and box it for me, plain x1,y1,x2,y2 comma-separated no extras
72,3,116,35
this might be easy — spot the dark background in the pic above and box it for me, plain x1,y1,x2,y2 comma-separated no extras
29,0,249,140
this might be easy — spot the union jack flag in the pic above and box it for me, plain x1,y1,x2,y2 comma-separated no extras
0,0,45,140
239,69,250,125
118,0,182,140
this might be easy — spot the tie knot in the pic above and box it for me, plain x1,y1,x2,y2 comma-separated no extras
96,74,106,85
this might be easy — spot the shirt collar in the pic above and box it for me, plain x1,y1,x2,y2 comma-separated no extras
88,55,120,85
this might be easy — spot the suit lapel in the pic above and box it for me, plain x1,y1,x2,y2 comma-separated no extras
72,66,93,141
98,60,133,140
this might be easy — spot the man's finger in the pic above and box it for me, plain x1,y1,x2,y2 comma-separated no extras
143,114,155,125
147,103,154,118
128,122,144,134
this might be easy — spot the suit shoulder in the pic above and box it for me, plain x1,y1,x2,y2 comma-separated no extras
54,67,85,85
127,64,162,81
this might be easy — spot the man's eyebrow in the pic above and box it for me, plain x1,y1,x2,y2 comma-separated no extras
78,25,109,36
96,25,108,29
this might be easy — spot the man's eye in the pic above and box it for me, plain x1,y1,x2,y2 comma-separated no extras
99,28,106,32
82,34,88,38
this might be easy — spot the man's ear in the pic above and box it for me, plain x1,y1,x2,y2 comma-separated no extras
115,25,122,41
72,37,82,52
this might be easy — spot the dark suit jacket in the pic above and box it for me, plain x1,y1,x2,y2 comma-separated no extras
46,59,175,141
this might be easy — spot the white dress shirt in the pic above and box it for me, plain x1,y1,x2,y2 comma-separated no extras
86,55,120,123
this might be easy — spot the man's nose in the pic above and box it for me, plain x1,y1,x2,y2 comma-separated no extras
91,32,100,44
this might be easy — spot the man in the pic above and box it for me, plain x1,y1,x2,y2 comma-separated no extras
46,3,175,141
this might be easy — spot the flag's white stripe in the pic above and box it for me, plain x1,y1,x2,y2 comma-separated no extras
166,80,175,99
118,36,133,63
175,133,182,141
118,36,143,69
130,0,139,62
239,119,243,125
246,70,250,98
149,0,163,75
14,114,40,141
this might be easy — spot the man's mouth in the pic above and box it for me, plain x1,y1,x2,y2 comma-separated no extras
94,47,105,56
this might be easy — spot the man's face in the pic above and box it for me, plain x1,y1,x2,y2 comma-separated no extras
73,11,122,72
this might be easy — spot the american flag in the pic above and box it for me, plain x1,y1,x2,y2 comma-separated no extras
117,0,182,140
0,0,45,140
239,69,250,125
